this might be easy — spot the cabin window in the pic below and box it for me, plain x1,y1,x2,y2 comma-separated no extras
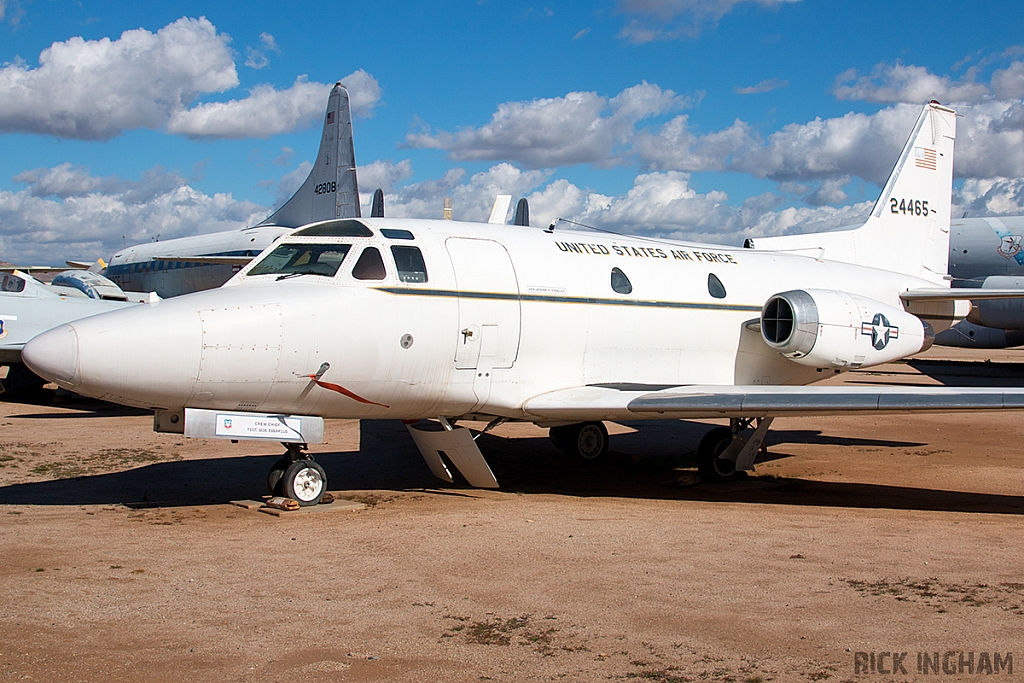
708,273,726,299
292,219,373,238
247,243,352,278
391,246,428,283
610,267,632,295
381,228,415,240
352,247,387,280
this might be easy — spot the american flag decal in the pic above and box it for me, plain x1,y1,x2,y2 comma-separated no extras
326,111,335,124
915,146,937,170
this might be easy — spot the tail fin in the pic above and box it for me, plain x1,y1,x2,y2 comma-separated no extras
257,82,361,228
747,102,957,284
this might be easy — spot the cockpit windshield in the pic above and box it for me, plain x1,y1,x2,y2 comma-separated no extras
247,243,352,278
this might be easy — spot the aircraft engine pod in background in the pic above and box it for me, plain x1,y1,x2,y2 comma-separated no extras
760,289,933,369
964,276,1024,330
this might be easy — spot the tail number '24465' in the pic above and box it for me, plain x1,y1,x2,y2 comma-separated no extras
890,198,929,216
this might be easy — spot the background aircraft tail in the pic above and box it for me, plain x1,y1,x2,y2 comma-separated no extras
746,102,957,285
257,82,361,227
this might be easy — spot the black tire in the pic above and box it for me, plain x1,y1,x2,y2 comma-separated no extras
696,427,739,482
281,460,327,506
572,421,609,461
548,425,573,450
267,457,291,496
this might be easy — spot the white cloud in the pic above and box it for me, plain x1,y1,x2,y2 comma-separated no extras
954,178,1024,216
992,61,1024,100
404,82,688,168
0,164,267,264
734,78,788,95
731,104,921,184
357,159,414,193
244,33,280,70
833,62,990,104
617,0,800,42
635,115,753,171
0,17,238,139
385,163,550,222
0,18,380,140
167,77,328,139
340,69,383,117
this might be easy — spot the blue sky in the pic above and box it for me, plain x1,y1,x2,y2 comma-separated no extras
1,0,1023,264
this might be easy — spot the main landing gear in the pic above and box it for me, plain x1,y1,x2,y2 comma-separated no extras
695,417,773,483
268,442,326,506
549,421,610,461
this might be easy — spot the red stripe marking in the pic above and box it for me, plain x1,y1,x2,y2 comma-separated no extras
308,376,390,408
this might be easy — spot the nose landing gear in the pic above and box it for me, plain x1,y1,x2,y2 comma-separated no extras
267,442,326,506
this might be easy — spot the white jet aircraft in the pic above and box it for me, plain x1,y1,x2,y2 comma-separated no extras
22,102,1024,505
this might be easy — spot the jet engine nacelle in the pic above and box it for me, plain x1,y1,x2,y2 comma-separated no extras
964,276,1024,330
760,289,933,369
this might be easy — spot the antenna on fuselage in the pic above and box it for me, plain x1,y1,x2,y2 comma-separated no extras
443,197,452,220
371,188,385,218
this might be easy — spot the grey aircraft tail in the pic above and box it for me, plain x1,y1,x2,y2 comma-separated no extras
257,82,361,227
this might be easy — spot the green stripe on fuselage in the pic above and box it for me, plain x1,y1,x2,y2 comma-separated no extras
375,287,762,312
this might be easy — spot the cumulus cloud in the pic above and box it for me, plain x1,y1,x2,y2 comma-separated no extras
167,76,328,138
404,82,689,168
0,17,238,139
385,163,550,222
617,0,800,42
0,17,380,140
0,164,267,264
635,115,753,171
833,61,991,104
955,178,1024,216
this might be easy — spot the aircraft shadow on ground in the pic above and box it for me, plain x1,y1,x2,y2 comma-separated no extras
0,419,1020,515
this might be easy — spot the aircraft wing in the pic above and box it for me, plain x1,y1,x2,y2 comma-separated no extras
523,384,1024,421
901,288,1024,302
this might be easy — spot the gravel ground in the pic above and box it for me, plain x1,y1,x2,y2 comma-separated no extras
1,346,1022,682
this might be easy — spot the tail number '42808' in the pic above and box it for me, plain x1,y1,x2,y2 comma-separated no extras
314,181,337,195
890,198,929,216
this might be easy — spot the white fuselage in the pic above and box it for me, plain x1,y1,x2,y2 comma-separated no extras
24,218,941,422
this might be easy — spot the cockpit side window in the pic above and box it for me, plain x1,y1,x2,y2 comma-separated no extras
391,246,428,283
247,243,351,277
352,247,387,280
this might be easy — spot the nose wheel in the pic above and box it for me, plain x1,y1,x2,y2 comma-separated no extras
267,443,327,506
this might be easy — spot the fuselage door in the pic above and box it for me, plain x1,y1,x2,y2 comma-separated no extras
445,237,521,371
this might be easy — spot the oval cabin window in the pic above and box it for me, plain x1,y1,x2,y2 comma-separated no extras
708,273,726,299
610,267,632,295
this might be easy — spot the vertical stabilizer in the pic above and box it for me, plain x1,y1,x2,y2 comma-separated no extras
747,103,957,284
257,82,361,227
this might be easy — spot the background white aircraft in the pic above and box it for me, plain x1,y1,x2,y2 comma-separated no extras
23,102,1024,506
102,81,362,298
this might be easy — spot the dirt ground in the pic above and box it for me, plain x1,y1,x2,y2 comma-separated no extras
1,346,1023,682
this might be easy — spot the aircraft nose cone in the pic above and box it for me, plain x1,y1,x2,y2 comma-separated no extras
22,324,79,388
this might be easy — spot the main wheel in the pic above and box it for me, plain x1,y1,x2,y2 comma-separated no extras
281,460,327,506
267,457,291,495
696,427,740,483
572,422,609,461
